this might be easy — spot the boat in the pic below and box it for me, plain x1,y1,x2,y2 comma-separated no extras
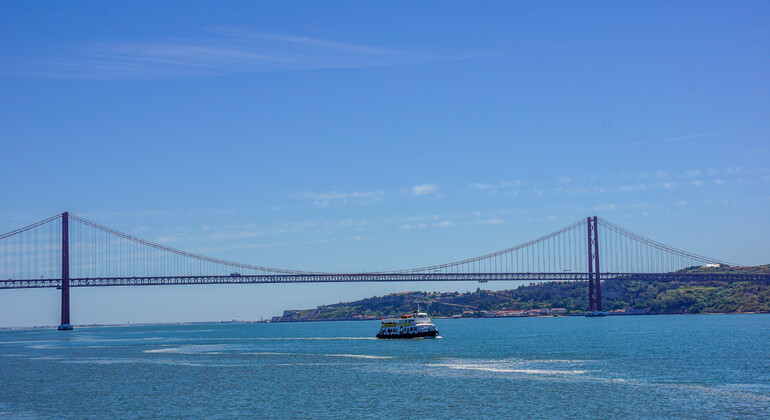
585,311,607,317
376,311,439,339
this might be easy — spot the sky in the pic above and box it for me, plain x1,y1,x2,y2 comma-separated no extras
1,1,768,327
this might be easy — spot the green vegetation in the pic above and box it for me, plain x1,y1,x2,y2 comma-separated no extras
278,265,770,321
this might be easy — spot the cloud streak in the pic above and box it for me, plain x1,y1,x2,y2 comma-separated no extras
14,29,456,80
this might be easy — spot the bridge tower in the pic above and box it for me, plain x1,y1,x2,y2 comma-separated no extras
587,216,601,312
58,212,73,330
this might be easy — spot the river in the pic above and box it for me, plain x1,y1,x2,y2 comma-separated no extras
1,314,768,418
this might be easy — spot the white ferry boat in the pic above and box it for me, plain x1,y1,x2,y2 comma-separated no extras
376,311,439,339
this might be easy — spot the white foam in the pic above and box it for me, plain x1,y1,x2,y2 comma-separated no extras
242,352,297,356
426,357,594,377
144,347,180,354
27,345,64,349
144,344,226,354
434,363,588,375
324,354,393,360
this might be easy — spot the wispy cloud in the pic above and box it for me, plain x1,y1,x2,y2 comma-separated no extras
412,184,439,196
13,28,456,80
470,181,510,190
470,180,525,190
469,180,523,198
480,218,505,225
295,190,385,208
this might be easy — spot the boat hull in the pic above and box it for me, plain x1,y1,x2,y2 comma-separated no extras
376,330,439,339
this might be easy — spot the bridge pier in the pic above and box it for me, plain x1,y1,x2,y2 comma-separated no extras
587,216,602,312
58,212,72,331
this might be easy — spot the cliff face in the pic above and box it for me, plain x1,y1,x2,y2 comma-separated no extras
277,268,770,321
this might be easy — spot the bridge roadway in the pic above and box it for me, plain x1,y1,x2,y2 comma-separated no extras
2,272,769,289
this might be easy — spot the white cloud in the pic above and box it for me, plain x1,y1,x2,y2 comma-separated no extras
435,221,452,228
412,184,439,196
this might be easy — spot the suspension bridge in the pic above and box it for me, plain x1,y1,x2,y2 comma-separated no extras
1,212,766,330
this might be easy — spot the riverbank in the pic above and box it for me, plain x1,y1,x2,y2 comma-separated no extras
275,270,770,322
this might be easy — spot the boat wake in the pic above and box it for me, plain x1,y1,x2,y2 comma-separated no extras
427,358,592,377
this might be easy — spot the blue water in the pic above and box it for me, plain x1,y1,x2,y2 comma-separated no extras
1,315,768,418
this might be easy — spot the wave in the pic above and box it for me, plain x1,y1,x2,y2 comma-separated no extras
433,362,589,375
324,354,393,360
242,352,297,356
65,358,206,367
242,351,391,360
61,357,252,368
0,340,59,346
144,344,228,354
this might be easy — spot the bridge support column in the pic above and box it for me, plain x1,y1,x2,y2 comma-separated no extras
58,212,72,331
587,216,602,312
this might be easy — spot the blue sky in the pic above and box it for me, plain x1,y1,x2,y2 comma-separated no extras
1,1,768,327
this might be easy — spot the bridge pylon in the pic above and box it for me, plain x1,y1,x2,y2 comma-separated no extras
58,212,72,331
587,216,601,312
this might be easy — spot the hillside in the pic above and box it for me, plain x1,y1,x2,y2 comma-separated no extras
277,265,770,321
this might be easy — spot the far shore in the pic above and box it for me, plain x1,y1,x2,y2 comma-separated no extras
2,311,768,331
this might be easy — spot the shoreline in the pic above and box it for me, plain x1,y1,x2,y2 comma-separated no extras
2,311,767,331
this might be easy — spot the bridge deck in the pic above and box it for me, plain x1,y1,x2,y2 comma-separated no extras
2,272,768,289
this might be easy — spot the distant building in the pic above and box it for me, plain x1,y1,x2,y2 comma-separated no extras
607,307,647,315
525,308,549,316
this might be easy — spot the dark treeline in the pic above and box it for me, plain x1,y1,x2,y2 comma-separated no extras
279,265,770,321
